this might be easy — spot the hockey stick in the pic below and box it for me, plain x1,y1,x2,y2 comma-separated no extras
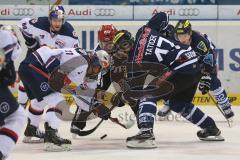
64,87,134,130
207,92,232,127
49,0,63,12
28,64,133,131
71,105,115,136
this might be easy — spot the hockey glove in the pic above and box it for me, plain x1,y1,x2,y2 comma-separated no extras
0,61,16,86
199,73,212,95
111,92,125,107
71,107,92,130
92,101,111,120
49,68,71,92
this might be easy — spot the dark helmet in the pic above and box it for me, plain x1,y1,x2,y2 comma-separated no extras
175,19,192,35
147,12,169,33
113,30,134,51
49,5,65,23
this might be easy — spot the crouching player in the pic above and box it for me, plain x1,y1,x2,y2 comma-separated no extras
70,25,117,134
0,28,27,159
18,46,111,151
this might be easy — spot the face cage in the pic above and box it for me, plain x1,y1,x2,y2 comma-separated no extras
114,40,133,52
99,41,114,52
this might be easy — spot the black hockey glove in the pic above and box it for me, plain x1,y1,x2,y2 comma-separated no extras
71,107,92,130
0,61,16,86
111,92,125,107
92,101,111,120
199,73,212,95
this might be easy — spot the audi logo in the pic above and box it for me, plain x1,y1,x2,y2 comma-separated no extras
94,9,116,16
13,8,34,16
178,8,200,16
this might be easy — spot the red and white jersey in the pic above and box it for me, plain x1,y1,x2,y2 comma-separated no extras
34,46,98,111
18,17,79,49
0,30,22,61
34,46,88,86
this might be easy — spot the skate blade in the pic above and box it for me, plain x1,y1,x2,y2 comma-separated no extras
127,139,157,149
199,135,225,141
44,143,71,152
22,137,44,143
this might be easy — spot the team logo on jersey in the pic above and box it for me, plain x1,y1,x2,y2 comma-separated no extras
0,102,10,114
197,41,208,53
72,31,78,38
203,54,214,67
40,82,49,92
55,39,65,48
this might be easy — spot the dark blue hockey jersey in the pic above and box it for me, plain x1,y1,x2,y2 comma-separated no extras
128,26,200,77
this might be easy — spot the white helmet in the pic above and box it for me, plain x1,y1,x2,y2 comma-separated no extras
95,50,110,69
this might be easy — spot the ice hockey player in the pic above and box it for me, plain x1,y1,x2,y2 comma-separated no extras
0,28,27,159
17,5,79,143
18,45,111,151
71,24,118,134
158,20,234,120
113,12,224,149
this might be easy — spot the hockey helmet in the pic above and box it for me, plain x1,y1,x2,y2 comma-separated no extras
113,30,134,51
87,50,110,77
147,12,169,33
175,20,192,35
98,24,118,42
49,5,65,22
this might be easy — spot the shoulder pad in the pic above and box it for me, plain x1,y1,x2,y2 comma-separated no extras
192,31,210,56
29,17,50,33
59,22,78,39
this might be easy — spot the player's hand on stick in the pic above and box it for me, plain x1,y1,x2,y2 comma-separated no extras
49,68,71,92
92,102,111,120
199,73,211,95
111,92,125,107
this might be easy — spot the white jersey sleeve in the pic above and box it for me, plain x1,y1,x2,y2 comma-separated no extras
33,46,62,65
17,18,37,39
0,30,22,61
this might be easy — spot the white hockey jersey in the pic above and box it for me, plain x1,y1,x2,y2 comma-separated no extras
18,17,79,49
33,46,88,85
33,46,97,111
0,30,22,61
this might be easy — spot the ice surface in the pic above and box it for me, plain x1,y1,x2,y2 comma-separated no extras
8,106,240,160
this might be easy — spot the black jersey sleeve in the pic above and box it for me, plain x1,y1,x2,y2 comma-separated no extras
191,31,211,56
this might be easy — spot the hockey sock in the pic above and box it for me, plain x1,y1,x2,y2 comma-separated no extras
28,99,44,127
138,99,157,129
210,76,232,114
169,100,216,129
17,85,28,108
0,107,26,158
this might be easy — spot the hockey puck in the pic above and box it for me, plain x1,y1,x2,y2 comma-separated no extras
100,134,107,139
